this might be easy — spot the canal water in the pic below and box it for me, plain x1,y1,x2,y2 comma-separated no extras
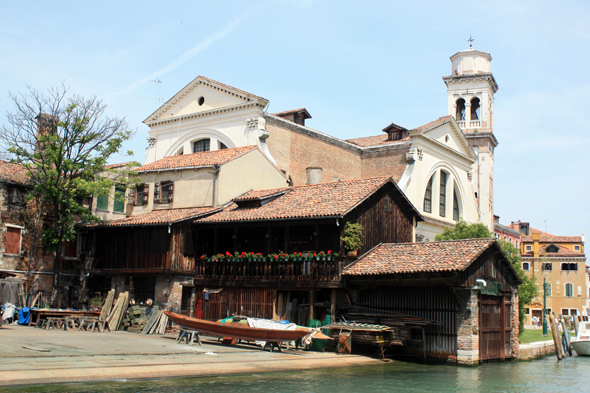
1,356,588,393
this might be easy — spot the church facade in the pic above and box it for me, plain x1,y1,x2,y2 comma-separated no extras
142,47,499,240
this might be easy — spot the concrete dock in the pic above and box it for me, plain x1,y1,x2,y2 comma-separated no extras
0,324,382,386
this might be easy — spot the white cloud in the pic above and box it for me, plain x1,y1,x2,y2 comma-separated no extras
108,12,250,98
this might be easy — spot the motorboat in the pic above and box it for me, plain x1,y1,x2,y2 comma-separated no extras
571,320,590,356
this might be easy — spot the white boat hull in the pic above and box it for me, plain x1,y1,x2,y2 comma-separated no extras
571,340,590,356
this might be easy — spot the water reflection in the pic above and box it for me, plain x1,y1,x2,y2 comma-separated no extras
2,356,590,393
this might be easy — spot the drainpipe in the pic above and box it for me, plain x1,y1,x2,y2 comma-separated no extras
211,165,221,207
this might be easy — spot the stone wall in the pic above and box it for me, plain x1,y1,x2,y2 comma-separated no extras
456,288,479,366
511,288,520,359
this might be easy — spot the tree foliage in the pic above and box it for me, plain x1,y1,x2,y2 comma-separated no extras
434,219,537,333
1,84,138,307
434,219,492,241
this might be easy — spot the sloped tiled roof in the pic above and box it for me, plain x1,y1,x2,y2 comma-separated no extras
522,244,585,258
81,207,221,228
232,188,290,202
136,146,257,172
346,134,410,147
345,116,452,148
508,222,582,244
104,161,138,169
0,160,32,186
344,238,496,276
196,176,421,223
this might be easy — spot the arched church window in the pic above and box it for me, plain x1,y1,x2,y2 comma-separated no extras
439,171,447,217
193,139,210,153
456,98,466,121
219,142,228,150
423,175,434,213
470,97,481,120
453,187,460,221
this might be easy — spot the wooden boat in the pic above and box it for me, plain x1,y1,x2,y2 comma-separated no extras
164,311,312,343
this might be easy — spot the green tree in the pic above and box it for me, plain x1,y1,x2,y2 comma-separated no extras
499,240,538,332
434,218,492,240
434,219,537,333
1,84,138,307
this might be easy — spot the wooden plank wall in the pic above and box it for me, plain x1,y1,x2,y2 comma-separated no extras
93,226,193,275
349,186,414,254
195,286,275,321
459,248,517,292
358,286,457,359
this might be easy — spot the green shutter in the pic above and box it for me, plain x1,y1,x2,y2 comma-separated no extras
114,186,125,213
96,195,108,210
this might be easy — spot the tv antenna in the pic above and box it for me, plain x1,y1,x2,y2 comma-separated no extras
149,78,163,102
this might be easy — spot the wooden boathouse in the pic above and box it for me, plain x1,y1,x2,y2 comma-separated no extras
343,239,522,365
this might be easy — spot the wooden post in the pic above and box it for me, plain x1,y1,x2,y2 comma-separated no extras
330,289,337,324
548,313,562,360
309,291,315,326
574,314,580,337
560,315,572,356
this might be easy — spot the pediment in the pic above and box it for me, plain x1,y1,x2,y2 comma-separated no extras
410,116,475,160
143,76,269,125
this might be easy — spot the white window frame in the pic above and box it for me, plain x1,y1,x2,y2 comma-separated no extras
574,245,581,251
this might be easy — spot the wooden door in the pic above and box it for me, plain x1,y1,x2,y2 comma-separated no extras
479,295,512,362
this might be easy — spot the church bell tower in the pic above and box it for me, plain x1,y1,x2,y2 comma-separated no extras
443,43,499,230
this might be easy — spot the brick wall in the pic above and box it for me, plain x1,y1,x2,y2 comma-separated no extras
360,148,409,182
265,116,362,185
456,288,479,366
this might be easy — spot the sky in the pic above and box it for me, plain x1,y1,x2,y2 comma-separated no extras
1,0,589,237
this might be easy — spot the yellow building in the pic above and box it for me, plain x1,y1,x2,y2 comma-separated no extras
515,222,586,325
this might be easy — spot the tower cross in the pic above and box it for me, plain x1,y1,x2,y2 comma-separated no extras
468,35,474,48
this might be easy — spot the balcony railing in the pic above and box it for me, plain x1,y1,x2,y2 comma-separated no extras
456,120,482,129
195,257,344,282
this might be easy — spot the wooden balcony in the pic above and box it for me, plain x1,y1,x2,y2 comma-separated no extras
194,257,345,288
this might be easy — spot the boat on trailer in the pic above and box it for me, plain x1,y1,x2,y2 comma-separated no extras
164,311,314,343
571,319,590,356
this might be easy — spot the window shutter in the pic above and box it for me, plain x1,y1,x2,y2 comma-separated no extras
169,183,174,203
154,182,160,203
127,188,136,205
143,184,149,205
6,227,21,254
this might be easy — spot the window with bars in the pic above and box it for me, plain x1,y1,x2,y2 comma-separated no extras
439,171,447,217
542,262,552,271
423,175,433,213
193,139,210,153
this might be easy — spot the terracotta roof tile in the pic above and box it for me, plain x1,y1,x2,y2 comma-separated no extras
0,160,32,186
196,176,419,223
104,161,138,169
522,244,585,258
231,188,290,202
345,116,452,148
81,207,221,228
344,238,496,276
272,108,312,118
346,134,410,147
136,146,257,172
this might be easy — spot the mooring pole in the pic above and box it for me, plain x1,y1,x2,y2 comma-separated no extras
543,277,548,336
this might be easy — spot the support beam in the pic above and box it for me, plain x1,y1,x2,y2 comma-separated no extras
309,290,315,325
330,289,336,324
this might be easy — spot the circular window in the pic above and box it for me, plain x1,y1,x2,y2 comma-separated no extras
198,96,205,106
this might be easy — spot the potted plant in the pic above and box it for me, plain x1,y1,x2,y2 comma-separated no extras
341,222,363,256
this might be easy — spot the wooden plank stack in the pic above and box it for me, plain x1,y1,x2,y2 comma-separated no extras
106,291,129,331
100,289,116,321
141,309,169,335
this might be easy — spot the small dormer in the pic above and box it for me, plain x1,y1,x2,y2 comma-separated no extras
519,222,530,236
382,123,408,141
546,244,560,253
232,190,290,208
273,108,312,126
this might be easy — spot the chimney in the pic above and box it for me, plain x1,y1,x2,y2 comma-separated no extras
274,108,312,126
35,113,57,154
306,167,323,185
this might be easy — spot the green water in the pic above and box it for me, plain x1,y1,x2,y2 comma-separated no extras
1,356,587,393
